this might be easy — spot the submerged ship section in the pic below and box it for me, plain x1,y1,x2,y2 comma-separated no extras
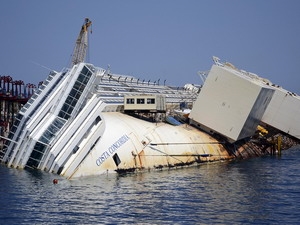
0,63,104,171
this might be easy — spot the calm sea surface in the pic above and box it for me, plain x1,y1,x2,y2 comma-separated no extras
1,146,300,224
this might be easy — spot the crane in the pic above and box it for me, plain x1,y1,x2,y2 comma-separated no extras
71,18,92,66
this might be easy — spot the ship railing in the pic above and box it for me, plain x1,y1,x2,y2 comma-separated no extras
99,78,124,86
98,96,124,102
96,87,128,93
98,76,199,103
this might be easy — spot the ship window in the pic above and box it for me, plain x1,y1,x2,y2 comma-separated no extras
69,89,77,98
53,118,65,129
42,130,54,143
73,81,84,93
26,142,47,168
79,73,91,84
61,103,70,113
137,98,145,104
95,116,101,125
23,103,30,109
15,114,23,122
126,98,134,104
85,64,96,73
66,96,76,107
20,108,27,113
77,73,86,83
65,96,73,105
147,98,155,104
10,125,17,133
58,111,70,120
67,107,73,115
113,153,121,167
81,66,89,77
64,98,76,108
73,146,79,154
31,93,38,99
73,82,81,92
35,89,42,94
48,123,60,134
70,98,77,107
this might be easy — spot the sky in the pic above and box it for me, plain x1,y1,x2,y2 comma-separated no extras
1,0,300,94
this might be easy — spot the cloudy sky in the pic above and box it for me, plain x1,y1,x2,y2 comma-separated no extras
1,0,300,94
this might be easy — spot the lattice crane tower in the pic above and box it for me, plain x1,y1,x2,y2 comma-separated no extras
71,18,92,66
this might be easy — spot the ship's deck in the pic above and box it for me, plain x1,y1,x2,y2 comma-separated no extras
94,70,199,108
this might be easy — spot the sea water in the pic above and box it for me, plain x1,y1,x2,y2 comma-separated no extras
1,146,300,224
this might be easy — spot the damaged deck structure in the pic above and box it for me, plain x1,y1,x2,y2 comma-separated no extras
189,57,299,159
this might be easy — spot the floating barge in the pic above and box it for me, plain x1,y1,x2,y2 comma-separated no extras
0,20,299,179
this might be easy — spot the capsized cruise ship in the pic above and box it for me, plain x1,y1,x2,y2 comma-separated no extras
0,19,299,179
0,61,229,178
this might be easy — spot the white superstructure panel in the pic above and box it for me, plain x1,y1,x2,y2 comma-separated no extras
262,89,300,139
189,65,274,142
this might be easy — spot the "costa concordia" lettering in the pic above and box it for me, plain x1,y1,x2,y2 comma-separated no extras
96,134,130,166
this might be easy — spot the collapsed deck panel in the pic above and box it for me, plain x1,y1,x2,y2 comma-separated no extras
189,65,274,143
262,88,300,139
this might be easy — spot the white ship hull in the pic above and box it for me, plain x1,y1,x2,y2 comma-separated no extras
60,112,230,179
